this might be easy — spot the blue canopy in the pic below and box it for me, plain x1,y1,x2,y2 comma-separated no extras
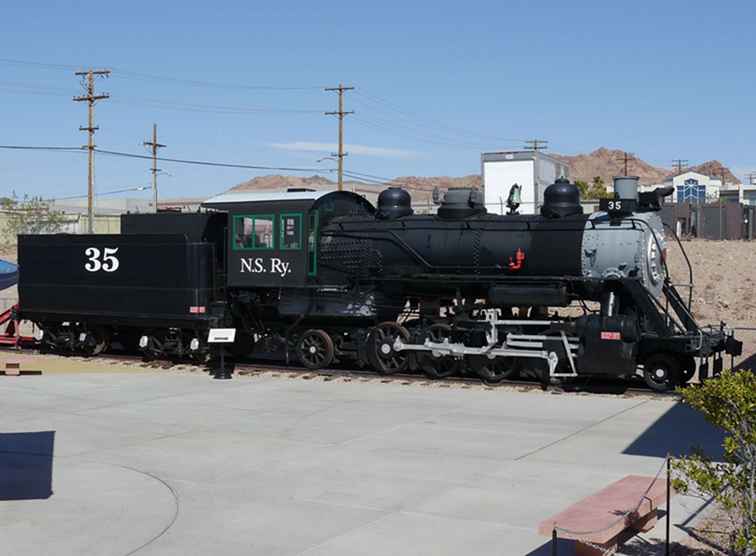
0,259,18,291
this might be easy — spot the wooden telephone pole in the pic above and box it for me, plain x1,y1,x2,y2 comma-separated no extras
143,124,166,212
325,83,354,191
73,68,110,233
524,139,548,152
672,159,689,175
616,151,635,176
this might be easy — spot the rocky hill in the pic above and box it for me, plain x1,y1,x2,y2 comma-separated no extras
553,148,739,186
553,148,667,185
226,148,739,199
228,173,482,204
685,161,739,184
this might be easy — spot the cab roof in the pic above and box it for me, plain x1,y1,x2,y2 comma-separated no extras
202,189,332,206
201,188,376,214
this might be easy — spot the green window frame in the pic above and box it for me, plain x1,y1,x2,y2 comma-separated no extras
279,212,303,251
308,210,319,276
232,214,276,251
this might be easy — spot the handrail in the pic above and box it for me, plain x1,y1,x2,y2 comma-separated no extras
663,222,694,310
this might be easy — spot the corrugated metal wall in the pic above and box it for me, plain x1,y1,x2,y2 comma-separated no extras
660,202,753,240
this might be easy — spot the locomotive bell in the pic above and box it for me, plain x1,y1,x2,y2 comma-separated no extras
377,187,413,219
541,178,583,218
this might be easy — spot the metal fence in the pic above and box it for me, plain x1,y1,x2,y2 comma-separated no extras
660,202,755,240
0,213,121,245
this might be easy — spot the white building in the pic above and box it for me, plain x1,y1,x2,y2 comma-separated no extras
644,171,726,204
668,171,723,204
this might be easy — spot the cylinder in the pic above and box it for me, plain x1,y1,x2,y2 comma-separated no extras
613,176,640,201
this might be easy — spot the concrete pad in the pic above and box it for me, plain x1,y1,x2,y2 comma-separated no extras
0,371,711,555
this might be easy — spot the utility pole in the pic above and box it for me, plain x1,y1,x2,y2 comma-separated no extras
524,139,548,152
325,83,354,191
616,151,635,176
143,123,166,212
73,68,110,233
672,159,688,175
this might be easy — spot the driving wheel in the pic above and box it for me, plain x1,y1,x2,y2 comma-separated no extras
367,322,410,374
471,355,519,384
418,324,461,379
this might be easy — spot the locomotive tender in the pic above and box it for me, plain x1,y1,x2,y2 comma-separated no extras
17,176,740,391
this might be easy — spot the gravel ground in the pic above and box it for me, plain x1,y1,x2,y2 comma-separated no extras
665,239,756,366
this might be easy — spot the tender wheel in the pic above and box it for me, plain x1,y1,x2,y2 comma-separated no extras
81,327,109,356
419,324,460,379
471,355,519,384
297,329,334,370
643,354,681,392
367,322,410,374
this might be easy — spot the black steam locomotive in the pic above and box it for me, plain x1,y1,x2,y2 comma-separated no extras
16,177,741,391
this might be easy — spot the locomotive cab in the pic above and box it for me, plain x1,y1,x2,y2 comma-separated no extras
202,189,375,288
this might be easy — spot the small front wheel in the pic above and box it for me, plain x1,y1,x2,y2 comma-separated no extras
643,353,681,392
297,329,335,370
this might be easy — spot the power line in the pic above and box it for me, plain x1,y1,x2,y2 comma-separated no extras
353,91,526,144
350,97,525,149
0,145,82,151
0,144,332,173
73,68,111,233
92,148,331,173
47,185,150,202
110,96,323,115
0,79,324,114
351,116,519,150
0,57,79,70
0,57,323,90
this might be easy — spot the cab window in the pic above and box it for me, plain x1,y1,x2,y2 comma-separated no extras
279,213,302,250
233,215,275,250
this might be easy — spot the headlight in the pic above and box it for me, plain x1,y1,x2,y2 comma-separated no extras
647,235,662,285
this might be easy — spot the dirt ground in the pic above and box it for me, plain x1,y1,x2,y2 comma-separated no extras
1,239,754,364
665,239,756,365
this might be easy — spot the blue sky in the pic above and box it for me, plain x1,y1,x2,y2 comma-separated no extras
1,0,755,200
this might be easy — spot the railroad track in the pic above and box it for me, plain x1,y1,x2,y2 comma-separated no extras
2,346,678,400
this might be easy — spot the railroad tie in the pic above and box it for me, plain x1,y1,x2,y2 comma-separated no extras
1,361,42,376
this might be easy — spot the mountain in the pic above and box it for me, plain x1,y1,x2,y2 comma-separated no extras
225,148,740,201
553,148,740,186
227,174,482,204
685,161,739,184
553,148,667,186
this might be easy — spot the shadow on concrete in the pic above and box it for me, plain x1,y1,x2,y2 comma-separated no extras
524,537,575,556
618,539,717,555
736,352,756,372
0,431,55,500
622,402,724,460
525,534,718,555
